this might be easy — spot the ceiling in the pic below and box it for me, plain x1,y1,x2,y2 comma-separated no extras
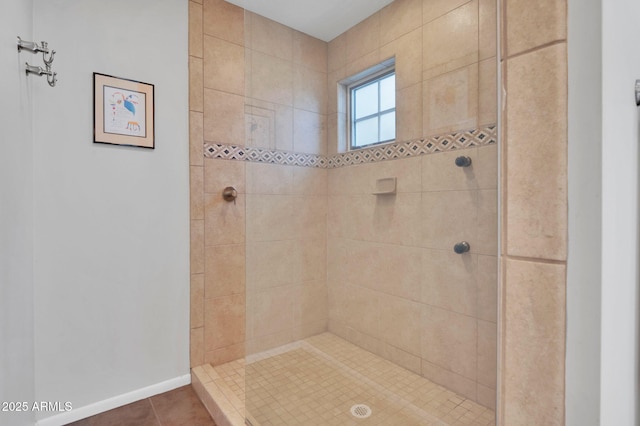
224,0,395,42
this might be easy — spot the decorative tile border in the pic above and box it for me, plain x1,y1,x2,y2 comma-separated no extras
203,125,496,169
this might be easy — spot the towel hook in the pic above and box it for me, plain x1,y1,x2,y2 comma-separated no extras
17,36,57,87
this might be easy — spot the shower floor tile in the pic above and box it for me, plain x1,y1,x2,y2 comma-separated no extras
202,333,494,426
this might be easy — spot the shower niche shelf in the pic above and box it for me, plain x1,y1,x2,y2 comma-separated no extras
373,177,396,195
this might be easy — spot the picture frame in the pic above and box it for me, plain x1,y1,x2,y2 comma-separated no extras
93,72,155,149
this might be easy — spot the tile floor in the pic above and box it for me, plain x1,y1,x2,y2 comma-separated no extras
66,385,215,426
197,332,495,426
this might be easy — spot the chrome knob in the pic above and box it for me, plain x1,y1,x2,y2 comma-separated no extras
454,241,470,254
455,156,472,167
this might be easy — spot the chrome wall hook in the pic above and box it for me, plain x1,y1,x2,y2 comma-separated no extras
17,36,58,87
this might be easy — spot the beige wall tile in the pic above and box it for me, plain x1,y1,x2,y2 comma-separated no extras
422,149,480,192
246,330,294,355
190,111,204,166
346,13,380,63
503,259,565,425
250,14,293,61
506,0,566,56
295,239,327,283
292,166,327,195
189,57,204,112
506,43,567,260
203,35,245,95
275,104,294,151
422,306,477,379
477,189,498,255
190,327,204,367
368,156,422,193
421,190,477,250
205,244,245,298
479,57,498,126
246,240,296,290
245,194,294,242
191,274,205,328
477,319,497,388
295,196,327,240
293,65,328,114
191,219,205,274
293,31,328,73
205,343,244,366
294,320,328,341
204,158,245,195
379,295,422,356
246,162,293,195
397,83,424,141
422,359,477,401
204,294,246,351
293,109,327,155
379,0,423,46
423,0,472,24
204,193,245,246
203,89,245,145
477,144,498,190
297,280,328,326
479,0,497,60
251,51,293,106
381,28,422,90
477,255,498,323
248,285,295,338
346,49,382,77
327,195,349,238
424,64,478,135
328,33,347,73
422,249,478,316
190,166,204,220
203,0,244,46
477,383,496,410
423,1,478,78
379,343,422,375
189,1,203,58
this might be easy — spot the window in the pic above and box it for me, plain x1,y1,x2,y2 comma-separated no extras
349,71,396,149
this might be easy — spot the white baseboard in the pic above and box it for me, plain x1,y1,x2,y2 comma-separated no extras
35,374,191,426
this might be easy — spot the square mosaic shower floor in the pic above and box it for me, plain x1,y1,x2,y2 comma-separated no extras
211,333,495,426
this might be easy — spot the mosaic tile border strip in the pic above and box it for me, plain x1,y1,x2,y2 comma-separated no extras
203,125,496,169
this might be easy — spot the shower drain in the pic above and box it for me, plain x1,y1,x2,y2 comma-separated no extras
350,404,372,419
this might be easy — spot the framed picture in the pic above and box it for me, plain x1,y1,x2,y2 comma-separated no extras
93,73,155,149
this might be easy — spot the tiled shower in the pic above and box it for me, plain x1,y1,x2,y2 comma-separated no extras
189,0,568,424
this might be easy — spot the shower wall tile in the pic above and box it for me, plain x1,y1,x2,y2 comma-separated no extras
423,63,478,136
190,219,205,274
191,274,205,328
422,0,472,24
189,1,203,58
294,320,328,341
246,162,293,195
189,57,204,112
379,0,423,46
396,83,424,142
421,306,477,380
346,13,380,63
251,52,293,106
205,244,245,298
246,240,296,290
422,149,480,192
204,294,246,351
476,189,498,255
190,112,204,166
293,31,327,73
204,192,245,246
203,35,245,95
292,109,327,155
477,319,497,388
421,359,477,402
505,0,566,57
379,295,422,356
479,57,498,126
250,14,293,61
203,89,244,145
346,50,382,78
476,383,496,410
506,43,567,260
477,144,498,190
297,280,329,328
327,33,347,73
503,259,565,425
295,239,327,283
421,249,478,317
479,0,497,61
421,190,478,250
190,166,204,220
205,343,244,366
294,196,327,240
379,342,422,375
204,158,245,195
422,1,478,79
292,166,327,195
248,285,295,338
477,255,498,323
294,67,328,115
365,156,422,193
382,28,422,90
245,194,294,242
191,327,205,368
274,104,294,151
203,0,244,46
327,195,349,238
